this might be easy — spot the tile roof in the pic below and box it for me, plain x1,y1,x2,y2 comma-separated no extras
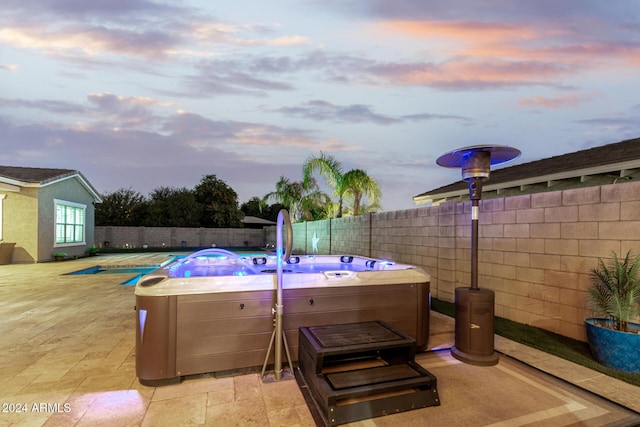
414,137,640,201
0,166,78,184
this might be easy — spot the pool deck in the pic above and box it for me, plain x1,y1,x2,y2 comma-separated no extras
1,253,639,426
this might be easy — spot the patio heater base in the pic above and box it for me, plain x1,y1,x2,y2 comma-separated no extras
451,287,499,366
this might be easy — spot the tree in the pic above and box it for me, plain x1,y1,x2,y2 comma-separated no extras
264,202,287,222
241,197,264,218
342,169,382,216
145,187,201,227
302,152,381,217
95,188,148,226
262,176,331,222
194,174,242,227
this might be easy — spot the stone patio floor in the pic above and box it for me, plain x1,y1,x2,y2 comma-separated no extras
1,253,639,426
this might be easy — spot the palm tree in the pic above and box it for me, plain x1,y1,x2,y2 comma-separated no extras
303,152,381,218
261,176,330,222
343,169,382,216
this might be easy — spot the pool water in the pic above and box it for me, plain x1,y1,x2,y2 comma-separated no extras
66,265,161,285
66,252,267,285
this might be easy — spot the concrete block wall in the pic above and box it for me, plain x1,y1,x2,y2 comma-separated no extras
268,217,370,255
331,215,371,256
265,180,640,342
95,226,266,249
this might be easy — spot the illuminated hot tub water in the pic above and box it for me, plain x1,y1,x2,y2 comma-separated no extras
135,248,432,385
166,251,395,277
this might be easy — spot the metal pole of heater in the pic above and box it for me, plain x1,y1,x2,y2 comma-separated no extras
471,197,479,290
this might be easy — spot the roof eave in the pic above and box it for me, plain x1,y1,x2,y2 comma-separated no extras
414,160,640,205
39,173,103,203
0,181,22,192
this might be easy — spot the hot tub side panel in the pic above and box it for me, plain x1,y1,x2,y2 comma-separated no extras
417,281,430,350
136,295,178,384
172,282,429,377
281,283,424,352
175,290,275,376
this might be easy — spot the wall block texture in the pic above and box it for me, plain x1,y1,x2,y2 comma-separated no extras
268,181,640,342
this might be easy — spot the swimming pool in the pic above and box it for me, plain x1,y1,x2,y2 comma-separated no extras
66,265,162,285
135,248,432,385
68,266,160,275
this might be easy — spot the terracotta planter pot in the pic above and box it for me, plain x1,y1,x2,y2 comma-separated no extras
585,318,640,374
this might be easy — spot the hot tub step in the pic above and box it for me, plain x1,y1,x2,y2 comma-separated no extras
326,361,423,389
296,321,440,426
296,364,438,426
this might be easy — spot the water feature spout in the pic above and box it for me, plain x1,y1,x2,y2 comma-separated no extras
262,209,293,381
275,209,292,380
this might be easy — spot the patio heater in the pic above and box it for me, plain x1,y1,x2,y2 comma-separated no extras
436,145,520,366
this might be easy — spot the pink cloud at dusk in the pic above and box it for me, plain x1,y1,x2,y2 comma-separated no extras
519,93,594,109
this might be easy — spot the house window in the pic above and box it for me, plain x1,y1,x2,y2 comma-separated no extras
55,200,86,245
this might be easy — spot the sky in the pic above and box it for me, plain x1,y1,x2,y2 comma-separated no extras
1,0,639,212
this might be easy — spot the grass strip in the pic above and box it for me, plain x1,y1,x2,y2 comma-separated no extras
431,298,640,387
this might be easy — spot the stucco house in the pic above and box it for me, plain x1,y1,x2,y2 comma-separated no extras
0,166,102,263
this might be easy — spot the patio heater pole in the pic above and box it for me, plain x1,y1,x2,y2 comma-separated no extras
436,145,520,366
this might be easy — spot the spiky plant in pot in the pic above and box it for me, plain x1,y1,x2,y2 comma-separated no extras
588,250,640,333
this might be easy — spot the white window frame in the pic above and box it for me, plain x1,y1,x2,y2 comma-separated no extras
54,199,87,247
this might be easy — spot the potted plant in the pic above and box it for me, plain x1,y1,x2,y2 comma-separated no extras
53,252,67,261
87,246,99,256
585,250,640,373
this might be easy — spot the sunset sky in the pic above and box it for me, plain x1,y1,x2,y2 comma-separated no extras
2,0,639,211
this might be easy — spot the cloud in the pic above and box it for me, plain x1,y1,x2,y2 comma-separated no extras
329,0,638,25
0,109,354,201
0,97,87,115
173,48,575,96
0,92,356,163
272,100,401,124
519,93,593,109
174,59,296,98
379,20,538,45
0,64,18,72
163,110,355,152
8,0,630,95
2,0,180,18
363,58,575,90
0,2,308,65
338,1,640,89
268,99,471,125
576,110,640,138
0,93,177,130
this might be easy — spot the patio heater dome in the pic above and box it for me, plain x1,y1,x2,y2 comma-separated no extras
436,144,521,181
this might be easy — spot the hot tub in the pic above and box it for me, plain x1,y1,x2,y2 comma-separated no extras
135,249,431,385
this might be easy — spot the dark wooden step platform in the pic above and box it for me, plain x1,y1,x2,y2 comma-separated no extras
295,321,440,426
